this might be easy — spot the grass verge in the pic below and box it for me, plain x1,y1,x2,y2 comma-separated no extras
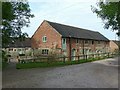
16,56,112,69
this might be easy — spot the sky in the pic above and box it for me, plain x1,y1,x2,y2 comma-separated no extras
21,0,118,40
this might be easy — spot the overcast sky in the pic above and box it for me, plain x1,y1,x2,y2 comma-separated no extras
22,0,118,40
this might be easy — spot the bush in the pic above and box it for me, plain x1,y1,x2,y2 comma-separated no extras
2,50,8,62
2,50,8,69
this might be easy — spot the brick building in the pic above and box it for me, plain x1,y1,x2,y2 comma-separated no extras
3,38,32,57
31,20,110,60
109,40,119,53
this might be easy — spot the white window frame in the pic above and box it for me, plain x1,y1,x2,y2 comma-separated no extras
42,49,49,55
62,38,66,44
62,38,66,50
42,36,47,42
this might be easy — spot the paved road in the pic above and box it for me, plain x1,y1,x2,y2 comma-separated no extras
2,57,118,88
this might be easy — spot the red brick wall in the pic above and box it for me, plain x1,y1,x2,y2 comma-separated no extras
66,38,81,57
31,20,110,57
110,40,118,52
66,38,109,57
31,21,62,49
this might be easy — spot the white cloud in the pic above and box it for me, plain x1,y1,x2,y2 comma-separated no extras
22,1,117,40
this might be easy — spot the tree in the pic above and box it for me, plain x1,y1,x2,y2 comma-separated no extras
91,1,120,36
2,1,34,47
91,1,120,54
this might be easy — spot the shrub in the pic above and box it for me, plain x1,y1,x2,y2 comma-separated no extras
2,50,9,69
2,50,8,62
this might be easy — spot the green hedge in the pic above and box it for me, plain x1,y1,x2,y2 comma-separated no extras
2,50,8,69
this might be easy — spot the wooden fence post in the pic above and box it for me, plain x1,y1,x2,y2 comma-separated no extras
85,55,87,60
83,55,85,60
108,53,109,58
98,53,99,59
63,57,65,63
78,56,79,62
47,57,49,64
92,54,93,59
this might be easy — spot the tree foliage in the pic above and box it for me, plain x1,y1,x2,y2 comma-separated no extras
2,1,34,47
91,1,120,36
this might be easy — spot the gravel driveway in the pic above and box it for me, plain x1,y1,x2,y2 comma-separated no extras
2,57,118,88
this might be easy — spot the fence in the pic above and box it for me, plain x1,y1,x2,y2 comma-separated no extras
17,52,118,64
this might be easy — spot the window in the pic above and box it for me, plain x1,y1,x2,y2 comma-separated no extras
98,41,100,44
42,49,49,55
62,38,66,44
76,39,79,44
9,48,13,51
42,36,47,42
25,48,28,50
92,41,94,45
18,49,21,51
62,38,66,50
85,40,89,44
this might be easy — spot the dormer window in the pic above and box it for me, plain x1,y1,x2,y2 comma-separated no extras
42,36,47,42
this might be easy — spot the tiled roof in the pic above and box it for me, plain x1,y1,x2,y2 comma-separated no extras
47,20,109,41
5,38,31,48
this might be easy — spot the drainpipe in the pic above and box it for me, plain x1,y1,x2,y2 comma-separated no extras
82,40,85,55
69,35,71,61
82,40,85,59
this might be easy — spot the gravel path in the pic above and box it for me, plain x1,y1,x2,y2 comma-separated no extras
2,57,118,88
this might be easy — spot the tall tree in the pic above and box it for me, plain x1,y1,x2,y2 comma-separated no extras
91,1,120,54
91,1,120,37
2,1,34,47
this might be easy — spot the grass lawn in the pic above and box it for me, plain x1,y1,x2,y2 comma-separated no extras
16,56,112,69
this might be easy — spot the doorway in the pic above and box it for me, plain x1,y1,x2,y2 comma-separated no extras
71,49,76,61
